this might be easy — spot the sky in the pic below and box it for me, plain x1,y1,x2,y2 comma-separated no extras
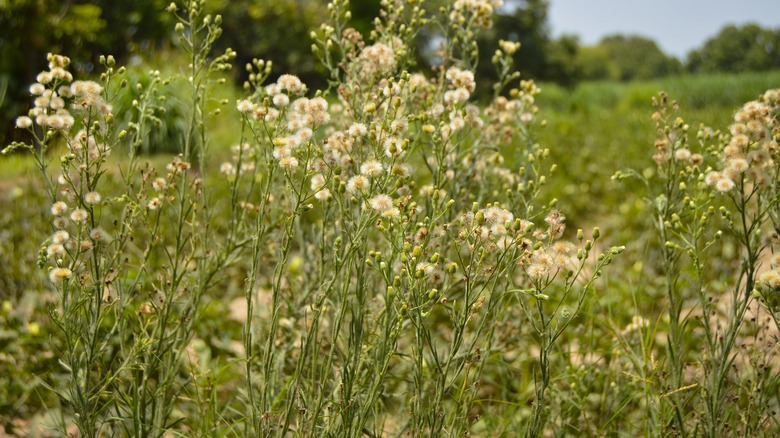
546,0,780,59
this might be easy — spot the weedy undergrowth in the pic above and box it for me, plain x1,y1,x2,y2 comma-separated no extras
615,89,780,436
4,0,625,436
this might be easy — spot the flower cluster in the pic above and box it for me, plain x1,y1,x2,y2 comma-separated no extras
443,67,476,107
706,90,780,192
449,0,504,28
15,54,113,134
357,42,397,79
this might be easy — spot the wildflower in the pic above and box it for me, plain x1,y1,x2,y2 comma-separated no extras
220,162,236,175
295,128,313,143
348,123,368,138
552,241,575,255
89,228,109,242
444,89,470,106
265,108,280,122
279,156,299,170
391,163,412,178
84,191,102,205
58,85,72,98
383,136,405,158
315,188,332,201
52,230,70,244
499,40,521,55
308,97,328,113
445,67,476,92
51,201,68,216
347,175,369,195
369,194,394,213
30,83,45,95
53,217,68,229
726,158,748,174
70,81,103,106
704,171,722,186
277,74,307,95
273,94,290,107
152,178,167,191
381,207,400,219
311,174,326,191
358,43,396,78
49,267,72,284
236,99,255,113
759,269,780,290
80,240,93,252
46,115,65,130
714,177,735,193
674,148,691,161
37,72,53,84
449,117,466,131
527,263,548,281
47,244,66,258
360,160,384,177
70,209,88,222
15,116,33,129
148,197,162,210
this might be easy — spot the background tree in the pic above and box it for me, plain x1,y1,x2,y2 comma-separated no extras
687,24,780,74
206,0,326,89
596,34,682,81
475,0,551,94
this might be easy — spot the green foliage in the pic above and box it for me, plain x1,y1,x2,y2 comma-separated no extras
688,23,780,74
592,34,682,81
206,0,325,87
475,0,553,90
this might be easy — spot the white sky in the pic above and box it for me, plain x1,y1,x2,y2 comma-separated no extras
547,0,780,58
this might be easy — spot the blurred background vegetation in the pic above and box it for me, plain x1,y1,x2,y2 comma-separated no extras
2,0,780,145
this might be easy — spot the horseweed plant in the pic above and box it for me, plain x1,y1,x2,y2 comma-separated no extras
4,0,624,435
615,89,780,436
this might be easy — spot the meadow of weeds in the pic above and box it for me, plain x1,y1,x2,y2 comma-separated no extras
1,0,780,436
